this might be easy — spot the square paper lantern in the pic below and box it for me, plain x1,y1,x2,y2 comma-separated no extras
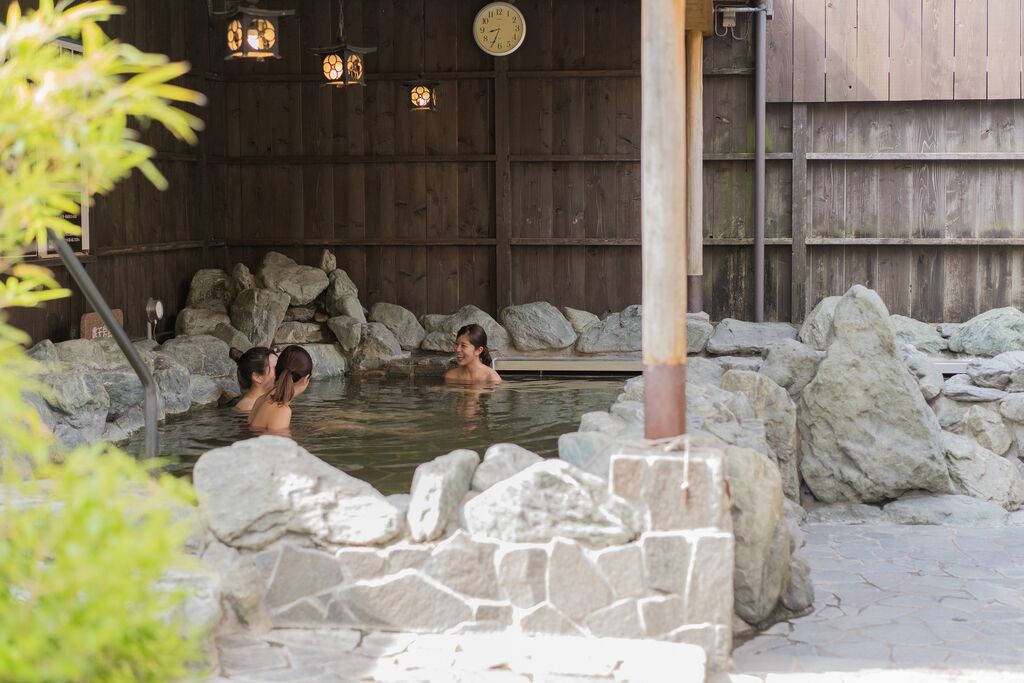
311,43,376,87
226,7,294,61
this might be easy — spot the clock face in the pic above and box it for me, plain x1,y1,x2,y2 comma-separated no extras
473,2,526,57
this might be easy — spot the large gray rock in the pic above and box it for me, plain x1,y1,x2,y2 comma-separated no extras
212,323,253,353
942,377,1007,402
232,262,256,292
27,339,57,363
721,370,800,501
153,354,193,415
575,311,641,354
798,296,841,350
284,305,316,323
687,312,715,354
326,315,363,353
230,288,290,348
157,335,234,378
353,322,407,369
323,269,363,320
175,306,231,337
883,493,1009,526
193,436,402,549
804,502,886,525
258,261,329,307
726,444,791,625
97,369,145,420
706,319,797,356
942,431,1024,510
273,322,328,345
688,357,725,387
407,449,479,542
54,338,107,369
967,352,1024,391
43,368,110,441
500,302,577,352
186,268,237,309
937,322,961,339
319,249,336,273
899,343,944,400
463,460,642,547
562,307,599,334
949,307,1024,356
299,344,347,378
759,339,823,397
799,286,952,503
558,431,617,478
471,443,544,492
960,404,1012,455
890,315,947,354
420,313,448,333
370,303,426,351
190,376,223,406
1000,394,1024,423
420,305,512,354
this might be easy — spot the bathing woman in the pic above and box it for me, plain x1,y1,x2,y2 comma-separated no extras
249,345,313,433
229,347,278,412
444,323,502,385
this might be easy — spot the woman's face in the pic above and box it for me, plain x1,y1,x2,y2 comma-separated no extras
453,334,482,367
252,353,278,391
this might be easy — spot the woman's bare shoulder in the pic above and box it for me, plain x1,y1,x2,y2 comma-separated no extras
486,367,502,383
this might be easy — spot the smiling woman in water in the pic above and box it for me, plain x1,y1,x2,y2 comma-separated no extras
444,323,502,386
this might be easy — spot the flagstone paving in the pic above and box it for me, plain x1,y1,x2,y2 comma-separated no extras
211,522,1024,682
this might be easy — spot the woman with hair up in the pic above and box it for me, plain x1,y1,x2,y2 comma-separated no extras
249,345,313,433
229,346,278,412
444,323,502,385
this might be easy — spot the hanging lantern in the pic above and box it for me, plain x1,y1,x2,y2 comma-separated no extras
405,80,439,111
224,6,294,61
310,0,376,87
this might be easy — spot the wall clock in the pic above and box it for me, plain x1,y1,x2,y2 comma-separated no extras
473,2,526,57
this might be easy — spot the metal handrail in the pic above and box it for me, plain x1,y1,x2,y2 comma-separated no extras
46,230,158,459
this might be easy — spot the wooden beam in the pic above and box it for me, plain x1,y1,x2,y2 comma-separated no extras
686,0,714,33
494,58,513,311
686,30,704,280
806,237,1024,246
791,104,809,322
642,0,688,440
212,154,497,165
806,152,1024,161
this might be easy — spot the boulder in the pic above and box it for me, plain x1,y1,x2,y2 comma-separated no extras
798,286,951,503
759,339,824,398
353,322,407,369
798,296,841,350
258,260,329,307
273,322,328,345
370,303,427,351
967,351,1024,391
326,316,363,353
804,502,886,525
942,431,1024,510
54,338,107,369
949,307,1024,356
192,435,402,549
323,269,363,320
212,323,253,354
471,443,544,492
687,312,715,354
43,367,110,430
1000,394,1024,423
706,319,797,356
407,449,480,542
175,306,231,336
942,377,1007,402
190,376,222,406
937,322,961,339
153,354,193,415
284,305,316,323
420,313,448,333
97,369,145,420
563,307,600,334
688,357,725,387
558,431,617,478
883,493,1008,526
299,344,347,378
186,269,237,309
721,370,799,501
261,252,297,269
500,302,577,352
26,339,57,363
960,404,1012,455
781,554,814,614
319,249,336,273
230,288,291,349
232,262,256,292
157,335,235,378
931,395,970,431
899,343,944,400
890,315,947,354
726,444,791,625
575,312,641,354
463,460,642,547
420,305,512,354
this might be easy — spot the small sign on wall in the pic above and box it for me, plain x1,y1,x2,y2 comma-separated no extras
81,309,123,340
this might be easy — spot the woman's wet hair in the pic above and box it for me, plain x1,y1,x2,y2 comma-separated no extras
230,346,274,391
269,345,313,404
456,323,492,367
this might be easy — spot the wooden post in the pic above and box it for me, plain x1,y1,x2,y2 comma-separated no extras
495,58,513,311
642,0,688,440
686,29,704,314
791,103,809,322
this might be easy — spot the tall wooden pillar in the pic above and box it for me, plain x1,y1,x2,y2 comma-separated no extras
686,29,704,315
641,0,688,440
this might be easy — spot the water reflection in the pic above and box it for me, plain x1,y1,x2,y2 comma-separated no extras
125,375,628,495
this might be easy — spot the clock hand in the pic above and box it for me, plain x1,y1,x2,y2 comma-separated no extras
490,28,501,48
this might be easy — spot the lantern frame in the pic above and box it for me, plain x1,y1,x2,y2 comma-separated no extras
311,42,376,87
404,80,440,111
224,6,294,61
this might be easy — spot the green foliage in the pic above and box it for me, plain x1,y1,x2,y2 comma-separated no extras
0,2,209,681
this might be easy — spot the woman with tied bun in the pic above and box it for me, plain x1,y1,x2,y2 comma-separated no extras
444,323,501,385
249,345,313,434
229,347,278,412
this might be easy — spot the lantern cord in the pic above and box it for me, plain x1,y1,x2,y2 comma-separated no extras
338,0,345,42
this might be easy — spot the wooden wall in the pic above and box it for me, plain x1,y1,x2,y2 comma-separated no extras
10,0,224,342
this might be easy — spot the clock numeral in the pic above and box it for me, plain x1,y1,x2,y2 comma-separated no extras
497,7,503,14
488,10,493,17
479,26,485,33
512,15,518,22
